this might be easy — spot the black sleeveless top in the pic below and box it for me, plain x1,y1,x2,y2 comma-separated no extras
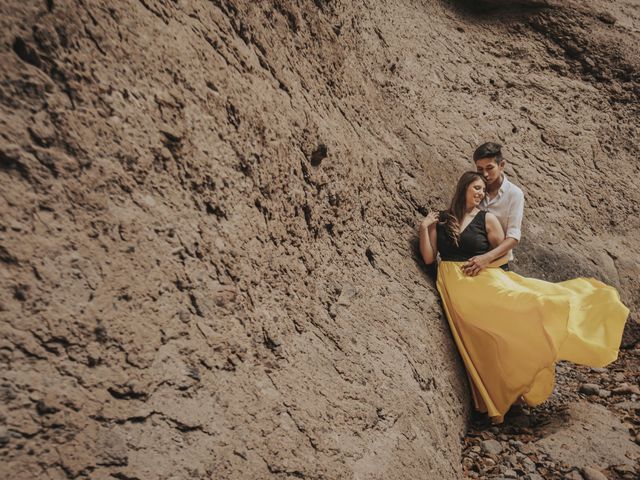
436,210,491,261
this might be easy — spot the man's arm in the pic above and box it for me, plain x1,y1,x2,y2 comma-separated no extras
462,237,517,277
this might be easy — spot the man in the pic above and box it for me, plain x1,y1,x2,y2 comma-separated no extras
462,142,524,276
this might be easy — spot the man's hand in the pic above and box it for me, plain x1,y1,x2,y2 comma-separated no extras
462,253,492,276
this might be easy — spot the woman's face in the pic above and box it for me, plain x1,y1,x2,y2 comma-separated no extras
466,178,486,209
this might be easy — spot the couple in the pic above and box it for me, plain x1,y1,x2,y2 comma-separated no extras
419,142,628,424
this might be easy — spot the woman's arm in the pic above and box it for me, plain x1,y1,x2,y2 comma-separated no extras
485,212,506,249
419,212,439,265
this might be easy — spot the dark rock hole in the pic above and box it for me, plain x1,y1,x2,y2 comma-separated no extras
12,37,41,68
310,143,328,167
365,248,376,267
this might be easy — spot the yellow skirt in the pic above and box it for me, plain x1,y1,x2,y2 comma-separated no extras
436,259,629,423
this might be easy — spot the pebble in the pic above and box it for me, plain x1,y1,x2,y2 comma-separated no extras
525,475,544,480
613,463,636,475
483,457,496,467
582,466,608,480
521,456,536,472
597,12,617,25
579,383,600,395
0,427,9,446
565,470,584,480
517,443,536,455
613,372,625,382
597,389,611,398
481,439,503,455
612,383,640,395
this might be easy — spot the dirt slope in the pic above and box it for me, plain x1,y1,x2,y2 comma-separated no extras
1,1,638,479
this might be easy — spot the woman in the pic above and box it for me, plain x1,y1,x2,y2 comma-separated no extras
419,172,628,424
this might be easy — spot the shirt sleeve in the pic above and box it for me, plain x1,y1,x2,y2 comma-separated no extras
505,189,524,240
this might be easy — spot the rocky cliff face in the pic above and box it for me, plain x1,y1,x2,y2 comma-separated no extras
1,1,638,479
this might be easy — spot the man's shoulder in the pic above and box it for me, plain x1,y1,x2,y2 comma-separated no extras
506,179,525,200
484,210,499,223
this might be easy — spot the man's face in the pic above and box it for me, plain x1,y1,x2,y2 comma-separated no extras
475,157,504,186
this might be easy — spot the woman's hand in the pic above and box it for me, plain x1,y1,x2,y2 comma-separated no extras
419,211,439,265
420,211,440,230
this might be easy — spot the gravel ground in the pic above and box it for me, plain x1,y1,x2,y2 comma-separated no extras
461,345,640,480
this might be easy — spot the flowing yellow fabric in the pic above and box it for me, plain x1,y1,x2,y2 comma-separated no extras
436,258,629,423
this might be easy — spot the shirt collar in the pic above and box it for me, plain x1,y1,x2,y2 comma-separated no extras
497,174,511,196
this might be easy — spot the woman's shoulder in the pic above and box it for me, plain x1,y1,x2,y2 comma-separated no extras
483,210,501,227
475,209,489,222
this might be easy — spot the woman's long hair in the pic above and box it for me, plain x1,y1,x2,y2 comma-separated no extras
441,171,486,247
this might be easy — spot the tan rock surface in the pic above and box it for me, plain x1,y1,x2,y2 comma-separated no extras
1,1,638,479
536,401,640,471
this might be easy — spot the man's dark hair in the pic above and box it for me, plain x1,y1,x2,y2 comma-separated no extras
473,142,503,163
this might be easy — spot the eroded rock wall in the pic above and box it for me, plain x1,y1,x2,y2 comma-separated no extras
1,1,638,479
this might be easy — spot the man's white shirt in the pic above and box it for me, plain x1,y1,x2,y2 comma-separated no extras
480,174,524,261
